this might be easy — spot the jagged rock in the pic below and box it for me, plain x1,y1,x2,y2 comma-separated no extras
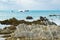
13,24,60,40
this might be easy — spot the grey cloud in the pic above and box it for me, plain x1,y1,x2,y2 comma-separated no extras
0,0,60,10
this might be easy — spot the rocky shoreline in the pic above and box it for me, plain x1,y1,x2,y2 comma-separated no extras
5,24,60,40
0,16,60,40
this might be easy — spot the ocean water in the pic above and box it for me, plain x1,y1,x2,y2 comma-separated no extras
0,10,60,20
0,10,60,28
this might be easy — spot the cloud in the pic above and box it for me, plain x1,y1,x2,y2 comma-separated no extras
0,0,60,10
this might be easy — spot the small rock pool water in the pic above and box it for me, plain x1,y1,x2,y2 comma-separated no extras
0,35,6,40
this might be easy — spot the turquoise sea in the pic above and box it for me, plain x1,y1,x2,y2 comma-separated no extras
0,10,60,28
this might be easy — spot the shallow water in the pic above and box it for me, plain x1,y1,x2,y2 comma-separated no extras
0,38,5,40
0,35,6,40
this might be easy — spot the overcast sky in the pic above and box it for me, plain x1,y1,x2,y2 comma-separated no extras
0,0,60,10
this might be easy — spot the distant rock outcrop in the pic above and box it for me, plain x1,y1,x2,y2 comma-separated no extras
0,17,19,26
26,16,33,19
0,16,57,26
